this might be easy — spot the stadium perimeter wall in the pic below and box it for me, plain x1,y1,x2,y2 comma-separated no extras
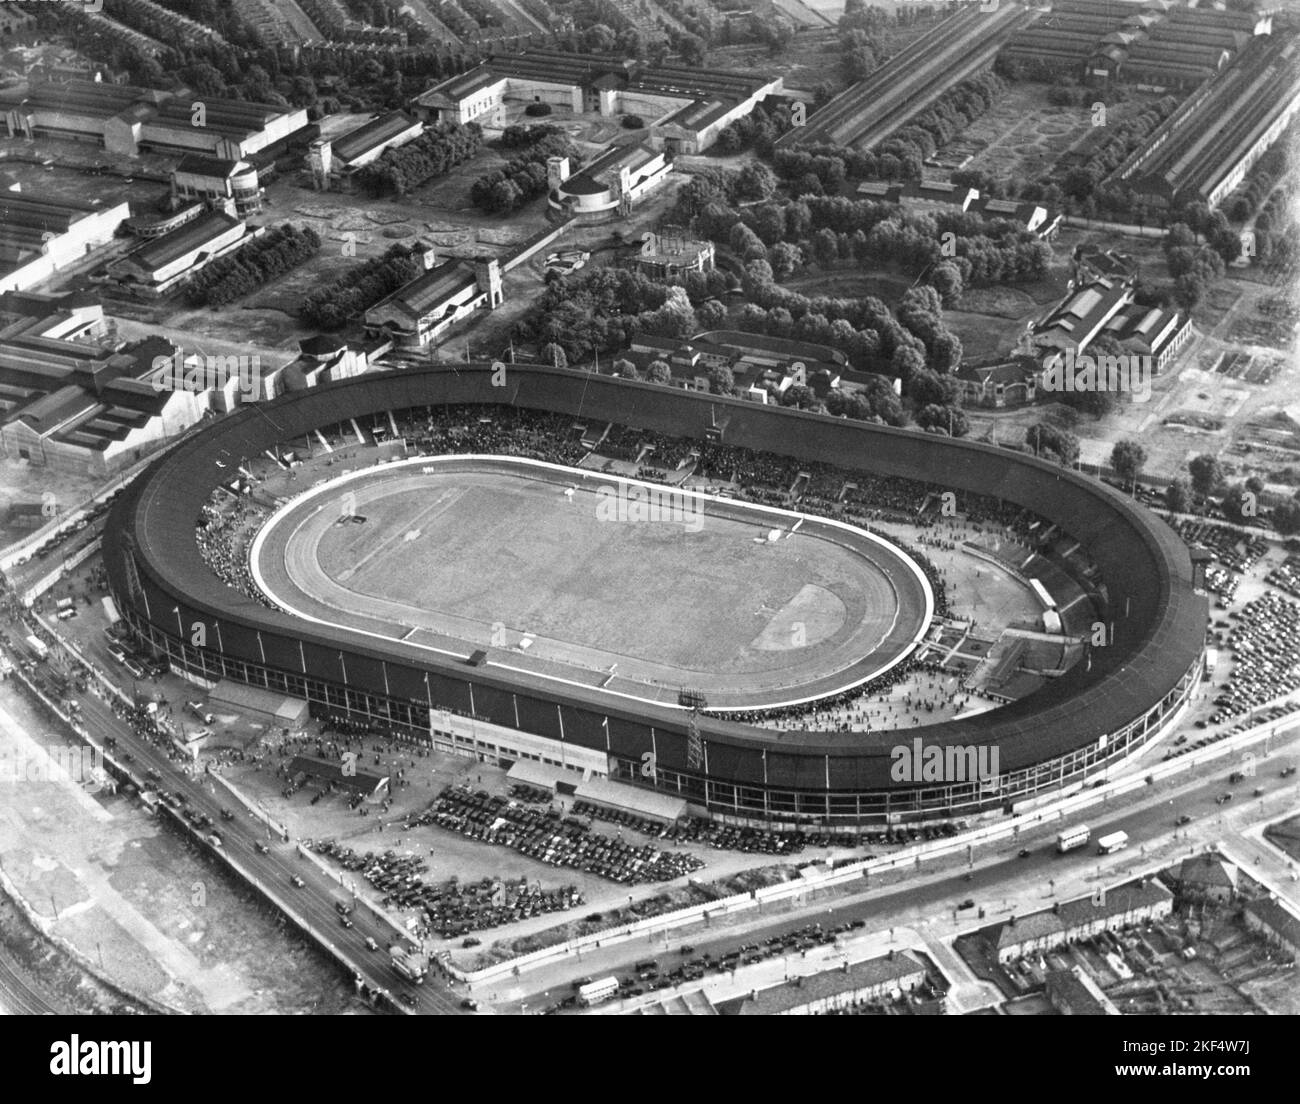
101,366,1206,825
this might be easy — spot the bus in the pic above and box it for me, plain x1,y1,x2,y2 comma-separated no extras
577,976,620,1007
1096,830,1128,855
1056,825,1090,853
25,635,49,662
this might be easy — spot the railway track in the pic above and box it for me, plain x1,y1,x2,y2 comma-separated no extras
778,4,1031,152
0,941,62,1015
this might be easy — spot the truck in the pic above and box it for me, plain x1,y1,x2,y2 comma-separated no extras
187,701,214,724
1096,830,1128,855
577,976,620,1007
1056,825,1090,853
25,634,48,662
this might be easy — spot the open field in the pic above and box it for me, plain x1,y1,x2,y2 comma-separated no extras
946,84,1170,186
255,457,931,710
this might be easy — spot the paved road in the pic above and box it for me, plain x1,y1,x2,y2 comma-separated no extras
13,630,469,1016
506,734,1300,1013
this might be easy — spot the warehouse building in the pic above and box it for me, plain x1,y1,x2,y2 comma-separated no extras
1109,34,1300,208
170,155,263,217
104,210,248,297
307,110,424,191
412,49,780,156
0,298,205,477
1032,275,1137,358
0,193,131,294
0,79,308,160
547,144,671,219
363,256,504,350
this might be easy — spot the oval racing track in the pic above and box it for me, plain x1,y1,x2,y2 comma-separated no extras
250,456,934,713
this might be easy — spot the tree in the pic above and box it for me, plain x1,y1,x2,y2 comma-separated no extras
729,222,768,261
1165,478,1191,514
541,343,567,369
811,227,839,267
582,24,617,52
1188,453,1224,499
1110,439,1147,490
1221,482,1256,525
930,261,964,305
736,162,777,202
769,242,803,281
916,404,968,437
613,358,640,380
1028,422,1079,467
1273,499,1300,536
781,384,817,410
646,360,673,384
695,299,727,330
678,32,707,68
706,365,736,396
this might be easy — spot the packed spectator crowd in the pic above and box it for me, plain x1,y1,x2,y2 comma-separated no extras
196,499,279,611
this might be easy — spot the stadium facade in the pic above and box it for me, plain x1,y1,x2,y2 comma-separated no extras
102,367,1207,827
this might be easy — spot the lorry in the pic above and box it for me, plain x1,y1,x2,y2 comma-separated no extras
1096,830,1129,855
577,976,620,1007
1056,825,1090,853
25,634,48,662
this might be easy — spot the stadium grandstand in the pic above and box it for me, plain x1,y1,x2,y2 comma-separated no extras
102,368,1206,827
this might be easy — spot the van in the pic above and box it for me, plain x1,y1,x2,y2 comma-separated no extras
122,659,146,679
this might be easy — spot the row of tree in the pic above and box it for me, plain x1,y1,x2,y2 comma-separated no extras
299,243,426,330
682,182,1051,291
353,123,482,197
184,224,321,308
469,132,580,214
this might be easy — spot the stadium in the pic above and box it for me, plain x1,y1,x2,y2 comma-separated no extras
102,366,1208,827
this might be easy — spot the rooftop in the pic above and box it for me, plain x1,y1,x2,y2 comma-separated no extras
127,211,242,273
331,111,421,165
733,952,924,1015
367,258,477,320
